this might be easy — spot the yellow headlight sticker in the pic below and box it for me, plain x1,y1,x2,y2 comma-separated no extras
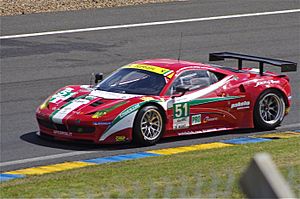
123,64,174,78
167,72,175,79
39,101,49,110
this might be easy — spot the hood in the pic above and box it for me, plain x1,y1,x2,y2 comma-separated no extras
45,85,142,124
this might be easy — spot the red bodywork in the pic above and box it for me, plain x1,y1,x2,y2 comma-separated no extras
36,59,292,144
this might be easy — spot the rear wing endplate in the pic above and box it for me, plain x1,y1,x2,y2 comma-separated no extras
209,52,297,75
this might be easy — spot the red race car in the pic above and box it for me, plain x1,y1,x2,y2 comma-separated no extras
36,52,297,145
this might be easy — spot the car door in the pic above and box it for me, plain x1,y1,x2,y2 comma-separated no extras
165,69,231,135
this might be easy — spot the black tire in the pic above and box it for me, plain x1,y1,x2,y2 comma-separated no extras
133,106,165,146
254,89,285,130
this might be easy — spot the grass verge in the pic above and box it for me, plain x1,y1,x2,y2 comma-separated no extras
1,137,299,198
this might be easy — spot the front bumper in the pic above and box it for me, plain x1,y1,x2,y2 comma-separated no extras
37,117,103,144
36,117,132,144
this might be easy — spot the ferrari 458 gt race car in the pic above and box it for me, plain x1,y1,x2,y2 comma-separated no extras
36,52,297,145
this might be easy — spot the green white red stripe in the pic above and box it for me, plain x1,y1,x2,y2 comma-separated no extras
50,98,90,124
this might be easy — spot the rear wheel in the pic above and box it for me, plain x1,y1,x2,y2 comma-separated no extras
254,89,285,130
133,106,164,146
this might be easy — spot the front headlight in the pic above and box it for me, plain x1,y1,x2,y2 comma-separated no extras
39,98,50,110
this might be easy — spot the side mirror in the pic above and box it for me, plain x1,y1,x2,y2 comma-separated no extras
171,85,191,98
94,73,103,84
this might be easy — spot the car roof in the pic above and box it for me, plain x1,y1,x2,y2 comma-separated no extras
131,59,242,76
133,59,210,71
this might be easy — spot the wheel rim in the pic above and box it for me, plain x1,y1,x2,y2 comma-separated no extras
140,109,162,141
259,93,284,125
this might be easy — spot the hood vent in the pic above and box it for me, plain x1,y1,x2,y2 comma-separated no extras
90,100,104,107
65,97,76,102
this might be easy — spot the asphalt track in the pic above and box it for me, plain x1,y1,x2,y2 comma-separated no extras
1,0,299,172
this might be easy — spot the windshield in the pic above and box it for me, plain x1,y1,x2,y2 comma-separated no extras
96,68,166,95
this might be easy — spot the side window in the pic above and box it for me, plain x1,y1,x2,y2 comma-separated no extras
208,71,219,84
208,71,226,83
166,70,211,95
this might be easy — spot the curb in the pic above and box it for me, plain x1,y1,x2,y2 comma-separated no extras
1,130,299,182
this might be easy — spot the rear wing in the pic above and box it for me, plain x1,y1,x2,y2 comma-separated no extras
209,52,297,75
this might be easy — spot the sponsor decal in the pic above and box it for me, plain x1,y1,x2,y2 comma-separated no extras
178,131,200,136
115,136,126,142
203,116,218,123
255,80,280,87
173,117,190,129
93,121,112,126
53,130,72,136
191,114,201,125
178,128,228,136
119,103,141,118
231,101,250,110
123,64,174,78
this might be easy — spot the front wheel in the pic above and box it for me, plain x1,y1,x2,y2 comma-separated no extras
133,106,164,146
254,89,285,130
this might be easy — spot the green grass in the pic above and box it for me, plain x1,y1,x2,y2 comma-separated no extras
1,137,300,198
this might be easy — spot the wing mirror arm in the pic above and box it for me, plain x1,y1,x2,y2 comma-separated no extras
94,73,103,84
171,85,191,99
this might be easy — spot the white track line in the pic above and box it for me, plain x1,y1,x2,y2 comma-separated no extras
1,123,299,167
1,9,300,39
0,151,98,167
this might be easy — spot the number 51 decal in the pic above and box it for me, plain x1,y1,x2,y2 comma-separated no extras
173,102,190,129
173,102,190,118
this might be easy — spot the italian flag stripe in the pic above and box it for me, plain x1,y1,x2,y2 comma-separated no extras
49,101,74,124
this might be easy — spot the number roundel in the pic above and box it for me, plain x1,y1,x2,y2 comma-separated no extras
174,102,189,119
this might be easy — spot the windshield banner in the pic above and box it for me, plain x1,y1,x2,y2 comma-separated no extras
123,64,174,78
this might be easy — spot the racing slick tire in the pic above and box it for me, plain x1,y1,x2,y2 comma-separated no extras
254,89,285,130
133,105,165,146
